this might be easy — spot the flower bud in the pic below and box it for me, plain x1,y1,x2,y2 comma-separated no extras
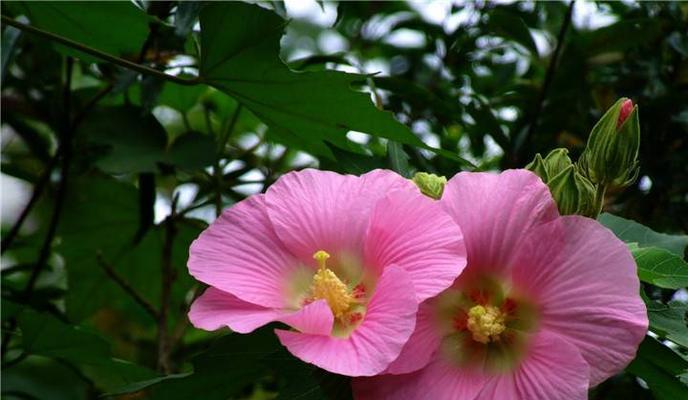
617,99,633,128
526,148,573,183
412,172,447,200
579,98,640,187
547,165,597,217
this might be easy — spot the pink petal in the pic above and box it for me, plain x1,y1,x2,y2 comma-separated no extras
364,190,467,302
188,287,283,333
509,330,590,400
383,301,441,375
279,299,333,335
512,216,648,386
188,195,296,308
265,169,416,262
353,359,493,400
441,170,558,274
275,266,418,376
354,330,590,400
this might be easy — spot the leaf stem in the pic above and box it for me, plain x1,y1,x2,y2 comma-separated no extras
0,15,201,86
97,253,158,320
2,57,76,360
512,0,575,165
157,194,179,373
0,153,59,254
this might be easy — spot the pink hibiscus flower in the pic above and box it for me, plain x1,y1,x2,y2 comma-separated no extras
187,169,467,376
354,170,648,399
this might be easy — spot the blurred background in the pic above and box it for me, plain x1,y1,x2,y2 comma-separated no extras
1,1,687,399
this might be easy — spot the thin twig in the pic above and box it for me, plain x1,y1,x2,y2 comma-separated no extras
96,253,158,320
212,105,242,217
513,0,576,164
157,194,179,373
169,284,204,348
2,57,75,360
1,153,59,254
0,15,200,86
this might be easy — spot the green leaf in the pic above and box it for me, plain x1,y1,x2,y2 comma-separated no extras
646,300,688,348
599,213,688,256
107,328,281,399
585,18,663,56
58,176,200,323
1,356,90,400
158,82,207,113
198,2,463,162
630,244,688,289
387,141,411,178
486,8,538,54
10,1,149,57
626,336,688,400
8,301,156,391
77,106,215,173
106,327,350,400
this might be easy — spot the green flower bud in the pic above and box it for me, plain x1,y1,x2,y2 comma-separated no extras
579,98,640,188
412,172,447,200
525,148,573,183
547,165,597,217
525,153,549,181
543,148,573,177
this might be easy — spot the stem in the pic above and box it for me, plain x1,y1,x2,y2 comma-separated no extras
1,153,59,254
157,195,178,373
212,105,242,217
594,183,607,217
0,15,200,86
512,0,575,165
2,57,75,360
97,253,158,320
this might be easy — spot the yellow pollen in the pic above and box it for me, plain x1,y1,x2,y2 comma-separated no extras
466,304,506,344
310,250,354,318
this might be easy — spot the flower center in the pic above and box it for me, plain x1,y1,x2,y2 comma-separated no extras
466,304,506,344
310,250,355,318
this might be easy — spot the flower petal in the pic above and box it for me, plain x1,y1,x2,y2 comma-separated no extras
265,169,416,263
383,301,442,375
188,287,283,333
512,216,648,386
365,190,467,302
188,195,296,308
353,359,493,400
279,299,333,336
275,265,418,376
441,170,558,274
509,330,590,400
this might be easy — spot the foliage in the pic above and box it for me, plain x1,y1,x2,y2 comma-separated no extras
1,1,687,399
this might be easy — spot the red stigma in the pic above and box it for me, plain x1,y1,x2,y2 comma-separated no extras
347,312,363,325
617,99,633,129
352,283,366,299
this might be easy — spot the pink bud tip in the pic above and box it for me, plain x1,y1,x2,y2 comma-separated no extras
617,99,634,128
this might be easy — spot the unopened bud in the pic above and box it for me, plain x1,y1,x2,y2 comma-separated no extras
617,99,633,128
526,148,573,183
412,172,447,200
579,98,640,187
548,166,597,217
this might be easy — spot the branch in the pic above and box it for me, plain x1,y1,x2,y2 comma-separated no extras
2,81,114,255
2,58,75,360
1,153,59,253
157,194,179,373
97,253,158,320
0,15,200,86
513,0,576,164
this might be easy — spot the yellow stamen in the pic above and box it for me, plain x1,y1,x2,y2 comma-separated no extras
466,304,506,344
310,250,354,318
313,250,330,270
